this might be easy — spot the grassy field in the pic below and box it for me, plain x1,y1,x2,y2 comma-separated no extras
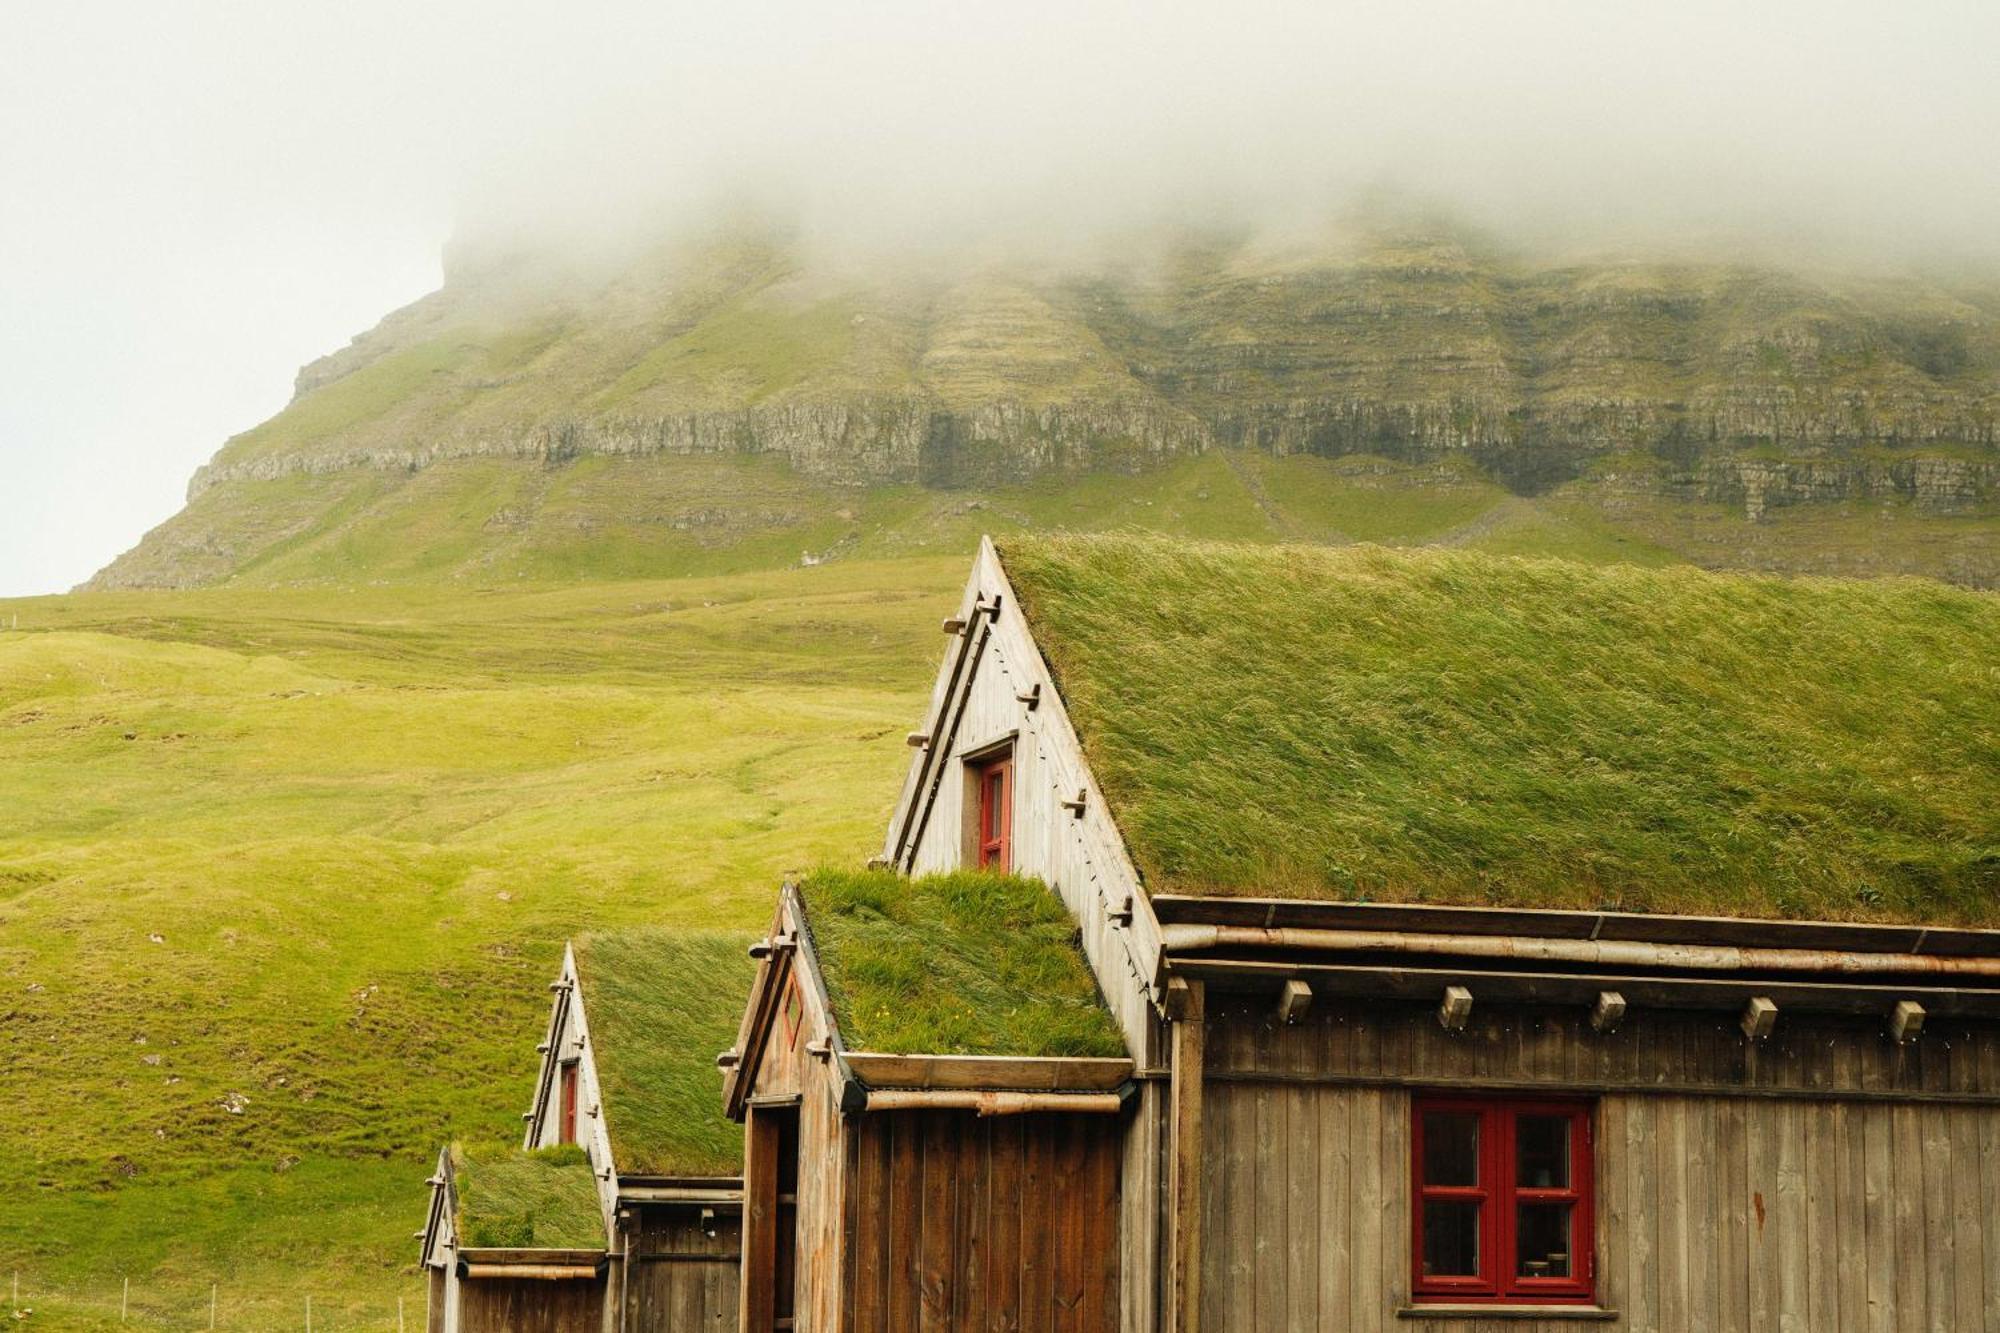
0,559,961,1329
9,501,2000,1329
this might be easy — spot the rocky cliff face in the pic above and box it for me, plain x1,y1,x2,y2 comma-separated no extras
93,218,2000,589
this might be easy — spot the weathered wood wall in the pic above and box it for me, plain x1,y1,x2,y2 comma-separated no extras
1195,997,2000,1332
621,1206,739,1332
740,942,853,1332
841,1108,1124,1332
454,1276,605,1333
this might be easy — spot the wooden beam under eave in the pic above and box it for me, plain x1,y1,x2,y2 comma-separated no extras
1277,978,1313,1025
1167,978,1206,1333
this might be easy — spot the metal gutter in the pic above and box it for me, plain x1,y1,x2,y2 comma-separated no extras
1160,923,2000,980
862,1088,1127,1115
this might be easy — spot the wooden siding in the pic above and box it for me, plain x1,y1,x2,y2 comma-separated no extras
1202,995,2000,1103
453,1276,605,1333
1193,999,2000,1332
739,906,852,1332
841,1108,1124,1332
622,1206,739,1332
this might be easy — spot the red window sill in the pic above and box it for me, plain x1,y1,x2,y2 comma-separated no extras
1398,1304,1617,1321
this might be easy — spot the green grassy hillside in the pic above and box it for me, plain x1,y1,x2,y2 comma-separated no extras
0,560,958,1329
91,215,2000,591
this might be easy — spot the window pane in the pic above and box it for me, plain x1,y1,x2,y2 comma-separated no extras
1516,1201,1572,1277
1517,1115,1570,1189
1422,1111,1480,1186
1422,1200,1481,1276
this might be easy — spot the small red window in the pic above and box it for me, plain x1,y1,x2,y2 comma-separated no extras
559,1063,579,1145
973,753,1012,871
1412,1097,1594,1305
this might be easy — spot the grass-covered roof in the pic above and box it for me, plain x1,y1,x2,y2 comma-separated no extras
800,868,1125,1057
571,928,757,1177
1001,534,2000,924
453,1143,604,1249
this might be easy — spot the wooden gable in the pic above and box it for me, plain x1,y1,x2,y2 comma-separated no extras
522,944,618,1228
882,536,1163,1061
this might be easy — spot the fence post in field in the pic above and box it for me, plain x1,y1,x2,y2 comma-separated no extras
211,1281,218,1329
305,1293,312,1332
121,1276,129,1321
398,1295,405,1333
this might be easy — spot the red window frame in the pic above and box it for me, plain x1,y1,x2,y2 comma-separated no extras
973,752,1012,871
559,1062,579,1145
1412,1096,1594,1305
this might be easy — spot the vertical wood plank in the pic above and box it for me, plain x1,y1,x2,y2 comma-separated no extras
1775,1100,1807,1333
956,1116,990,1333
1020,1118,1053,1333
1864,1103,1895,1333
1891,1105,1926,1333
1656,1097,1689,1332
1167,983,1206,1333
1251,1077,1283,1333
1282,1076,1319,1332
1948,1107,1986,1333
1380,1089,1408,1325
741,1107,779,1333
1921,1107,1955,1333
1745,1095,1773,1333
1349,1089,1382,1333
889,1114,923,1333
1629,1096,1658,1333
1318,1084,1352,1333
985,1116,1023,1333
1807,1101,1839,1333
1688,1098,1722,1333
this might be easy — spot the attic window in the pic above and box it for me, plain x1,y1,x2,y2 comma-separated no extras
559,1062,579,1145
970,748,1013,872
1412,1097,1594,1306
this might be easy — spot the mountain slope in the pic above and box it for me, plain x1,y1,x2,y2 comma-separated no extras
93,218,2000,589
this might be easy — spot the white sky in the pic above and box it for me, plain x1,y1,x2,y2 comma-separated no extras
3,1,1996,595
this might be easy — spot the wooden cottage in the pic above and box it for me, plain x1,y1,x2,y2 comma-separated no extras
855,533,2000,1332
722,868,1133,1331
422,928,755,1332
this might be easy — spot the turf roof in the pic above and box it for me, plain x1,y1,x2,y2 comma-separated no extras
571,928,757,1177
452,1143,605,1249
800,868,1125,1057
999,534,2000,924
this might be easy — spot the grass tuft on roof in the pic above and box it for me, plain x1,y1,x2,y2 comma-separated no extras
571,929,758,1177
1001,533,2000,924
453,1143,604,1249
801,868,1126,1057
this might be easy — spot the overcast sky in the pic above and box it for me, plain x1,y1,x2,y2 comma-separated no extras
3,1,1997,596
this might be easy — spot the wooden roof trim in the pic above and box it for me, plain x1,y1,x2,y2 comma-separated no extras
883,543,992,866
1150,895,2000,957
842,1052,1135,1092
1179,958,2000,1018
522,943,579,1151
418,1144,455,1269
456,1247,607,1262
724,884,847,1119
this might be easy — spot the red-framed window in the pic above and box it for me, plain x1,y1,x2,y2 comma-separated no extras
559,1062,579,1145
1412,1096,1594,1305
973,752,1012,871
